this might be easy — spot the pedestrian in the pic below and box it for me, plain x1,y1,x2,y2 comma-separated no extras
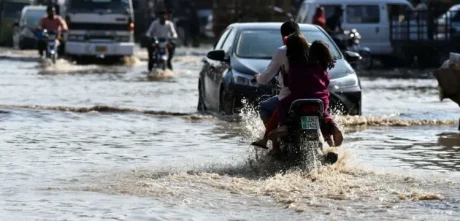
312,6,326,29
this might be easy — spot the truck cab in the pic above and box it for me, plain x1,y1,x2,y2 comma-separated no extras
62,0,135,60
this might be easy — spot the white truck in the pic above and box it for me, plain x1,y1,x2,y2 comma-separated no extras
61,0,135,60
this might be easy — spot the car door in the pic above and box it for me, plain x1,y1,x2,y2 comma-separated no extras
211,28,237,109
214,28,236,92
343,4,384,54
203,28,231,110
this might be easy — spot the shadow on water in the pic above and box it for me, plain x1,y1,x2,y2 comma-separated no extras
438,132,460,148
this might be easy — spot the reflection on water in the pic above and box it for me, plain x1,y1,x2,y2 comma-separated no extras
0,47,459,220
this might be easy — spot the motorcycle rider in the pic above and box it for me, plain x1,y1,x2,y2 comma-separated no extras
38,5,68,57
250,20,299,153
325,6,345,49
145,10,178,70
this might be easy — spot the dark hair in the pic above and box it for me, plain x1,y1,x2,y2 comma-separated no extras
286,32,309,67
334,6,343,15
316,6,324,13
47,5,55,12
280,20,300,37
309,40,335,70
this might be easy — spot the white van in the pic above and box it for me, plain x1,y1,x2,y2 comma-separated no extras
296,0,414,57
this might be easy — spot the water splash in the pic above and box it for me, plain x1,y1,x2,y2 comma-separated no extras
121,56,140,66
37,58,97,74
146,69,175,81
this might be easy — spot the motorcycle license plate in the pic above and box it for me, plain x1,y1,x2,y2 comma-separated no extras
96,46,107,52
301,116,319,130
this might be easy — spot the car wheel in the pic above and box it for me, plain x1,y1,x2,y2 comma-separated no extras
219,86,236,115
197,80,207,112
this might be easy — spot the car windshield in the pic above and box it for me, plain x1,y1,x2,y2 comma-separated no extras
3,2,29,18
236,29,341,59
25,9,46,26
68,0,130,13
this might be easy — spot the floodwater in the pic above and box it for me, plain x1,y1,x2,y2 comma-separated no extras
0,47,459,221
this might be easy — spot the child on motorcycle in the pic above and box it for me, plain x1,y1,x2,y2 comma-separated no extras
252,34,343,155
272,36,343,147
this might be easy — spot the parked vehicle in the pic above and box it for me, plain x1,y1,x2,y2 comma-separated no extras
148,37,171,71
333,29,372,70
61,0,135,61
204,14,213,39
0,0,33,46
437,4,460,38
274,99,339,168
12,5,45,49
198,23,362,116
295,0,414,66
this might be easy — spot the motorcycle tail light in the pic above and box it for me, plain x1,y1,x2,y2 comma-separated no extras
301,105,321,113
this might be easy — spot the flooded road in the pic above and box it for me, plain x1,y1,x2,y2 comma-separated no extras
0,47,459,220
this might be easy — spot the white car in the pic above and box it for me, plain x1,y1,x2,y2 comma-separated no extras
437,4,460,38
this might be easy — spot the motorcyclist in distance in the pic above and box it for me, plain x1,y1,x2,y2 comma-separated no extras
38,5,68,57
325,6,345,49
145,10,178,70
325,6,344,34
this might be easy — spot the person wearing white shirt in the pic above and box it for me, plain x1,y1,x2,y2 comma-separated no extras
250,21,300,152
146,10,178,70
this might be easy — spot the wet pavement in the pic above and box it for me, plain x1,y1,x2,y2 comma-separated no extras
0,47,459,220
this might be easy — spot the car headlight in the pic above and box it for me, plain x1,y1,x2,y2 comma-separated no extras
233,71,257,86
330,73,359,89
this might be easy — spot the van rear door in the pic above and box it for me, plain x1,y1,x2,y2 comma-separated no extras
343,4,386,54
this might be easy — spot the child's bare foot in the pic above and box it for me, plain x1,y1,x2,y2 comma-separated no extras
332,123,343,146
251,138,268,149
268,125,288,140
268,141,282,157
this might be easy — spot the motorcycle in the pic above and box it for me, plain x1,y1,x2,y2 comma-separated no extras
333,29,372,70
148,37,171,71
254,78,338,170
40,29,60,64
274,99,338,169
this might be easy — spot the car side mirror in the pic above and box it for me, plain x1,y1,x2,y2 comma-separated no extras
345,51,361,64
207,49,227,62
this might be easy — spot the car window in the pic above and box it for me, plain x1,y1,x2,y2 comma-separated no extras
323,5,341,20
296,2,310,23
25,9,46,26
235,29,341,59
452,11,460,22
214,28,231,49
221,29,236,53
346,5,380,23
